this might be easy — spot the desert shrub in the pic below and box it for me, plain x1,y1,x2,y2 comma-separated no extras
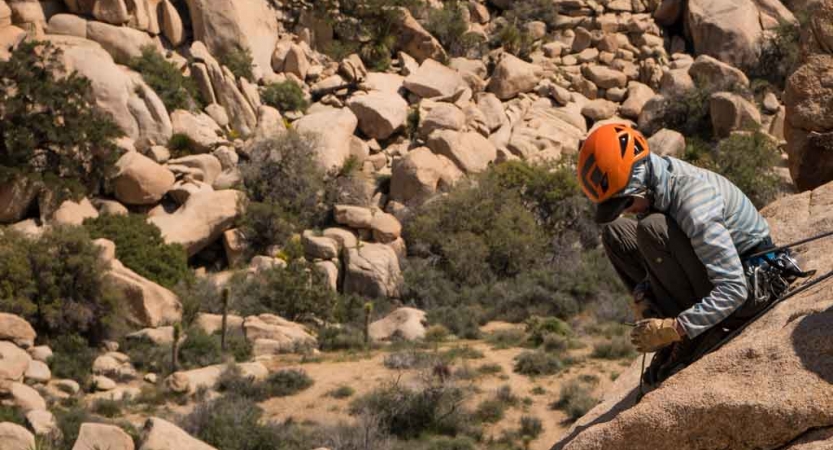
551,380,597,421
655,84,715,139
182,395,311,450
749,18,802,88
384,350,434,370
168,133,196,158
591,335,637,360
426,305,485,340
84,214,191,289
477,363,503,375
0,405,26,426
440,346,484,362
425,436,477,450
424,325,451,344
503,0,560,28
424,0,486,58
525,316,571,347
0,41,123,202
685,131,781,208
264,369,314,397
239,131,328,254
349,380,474,439
218,46,254,82
542,333,570,354
230,261,338,321
261,81,308,112
474,398,506,423
90,398,125,418
48,334,97,386
178,327,225,369
493,22,535,60
119,338,170,375
519,415,543,439
54,406,96,450
0,227,124,343
513,351,564,376
496,385,519,406
486,329,526,349
318,325,367,352
328,385,356,399
173,277,224,328
129,45,201,111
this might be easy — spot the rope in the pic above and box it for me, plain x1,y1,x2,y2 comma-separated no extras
746,230,833,260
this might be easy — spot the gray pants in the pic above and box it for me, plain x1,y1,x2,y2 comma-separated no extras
602,213,714,319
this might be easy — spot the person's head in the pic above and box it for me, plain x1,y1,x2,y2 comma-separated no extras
577,124,651,224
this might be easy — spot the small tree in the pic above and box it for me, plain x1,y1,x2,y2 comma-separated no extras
261,81,308,112
0,41,123,201
129,46,202,111
218,46,255,82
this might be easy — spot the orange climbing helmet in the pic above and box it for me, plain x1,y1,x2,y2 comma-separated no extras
577,124,650,204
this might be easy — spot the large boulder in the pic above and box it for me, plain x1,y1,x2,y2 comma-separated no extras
583,65,628,90
170,110,226,153
347,92,408,140
97,239,182,328
684,0,794,69
73,423,135,450
243,314,317,356
183,0,278,78
648,128,686,157
394,7,446,63
0,422,35,450
344,243,402,299
688,54,750,89
139,417,217,450
293,107,359,171
51,197,99,226
785,54,833,191
0,342,31,381
390,147,462,205
620,82,656,119
0,177,40,224
418,101,466,138
0,313,36,348
427,130,497,174
487,53,542,100
369,307,427,342
709,92,762,138
86,21,155,65
506,100,587,160
403,59,467,99
48,35,172,149
550,180,833,450
112,152,175,205
164,362,267,394
0,381,47,412
149,190,245,257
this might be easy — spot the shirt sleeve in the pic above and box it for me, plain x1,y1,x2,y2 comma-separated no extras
672,179,748,338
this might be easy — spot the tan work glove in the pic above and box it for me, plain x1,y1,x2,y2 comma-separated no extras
630,318,683,353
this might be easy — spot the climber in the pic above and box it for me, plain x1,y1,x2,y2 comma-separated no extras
576,124,790,384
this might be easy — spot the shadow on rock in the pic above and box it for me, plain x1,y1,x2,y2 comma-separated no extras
791,305,833,385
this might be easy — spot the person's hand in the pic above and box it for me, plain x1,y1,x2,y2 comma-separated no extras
630,318,683,353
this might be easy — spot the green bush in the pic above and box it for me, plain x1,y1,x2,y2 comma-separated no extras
0,41,123,202
0,227,124,343
684,132,781,208
264,369,314,397
477,363,503,375
230,261,338,322
519,415,543,439
425,436,477,450
90,398,125,418
239,131,328,254
525,316,572,347
120,337,170,375
486,329,526,349
493,23,534,60
424,1,486,58
474,398,506,423
178,327,226,369
129,45,202,111
591,335,637,360
513,351,564,376
551,380,597,421
542,333,570,354
48,334,97,385
318,325,367,352
748,18,802,88
85,214,192,289
0,405,26,426
328,385,356,399
54,406,96,450
261,81,308,112
168,133,196,158
218,46,255,82
349,380,475,439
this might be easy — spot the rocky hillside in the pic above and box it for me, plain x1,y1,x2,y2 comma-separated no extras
0,0,831,449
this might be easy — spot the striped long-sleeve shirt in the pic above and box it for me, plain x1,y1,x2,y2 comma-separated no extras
634,153,770,338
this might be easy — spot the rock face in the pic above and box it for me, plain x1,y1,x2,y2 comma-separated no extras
0,313,36,348
709,92,762,138
96,239,182,328
0,341,31,381
369,307,427,342
390,147,462,205
50,36,172,149
347,92,408,140
112,152,176,206
0,422,35,450
243,314,317,355
684,0,764,68
184,0,278,78
427,130,497,174
294,108,359,170
139,417,217,450
149,190,245,257
403,59,467,99
785,21,833,192
551,180,833,450
487,54,542,100
344,243,402,298
165,362,267,394
73,423,135,450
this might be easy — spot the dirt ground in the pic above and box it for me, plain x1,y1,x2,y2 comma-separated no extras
260,322,634,450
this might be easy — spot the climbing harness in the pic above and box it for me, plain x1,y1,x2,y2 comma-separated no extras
633,230,833,402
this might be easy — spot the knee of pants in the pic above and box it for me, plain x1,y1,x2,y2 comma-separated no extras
636,213,670,252
601,217,637,253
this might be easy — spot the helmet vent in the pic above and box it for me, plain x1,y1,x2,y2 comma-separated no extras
618,134,629,157
634,139,645,155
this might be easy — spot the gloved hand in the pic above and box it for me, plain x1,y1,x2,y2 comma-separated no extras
630,318,683,353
